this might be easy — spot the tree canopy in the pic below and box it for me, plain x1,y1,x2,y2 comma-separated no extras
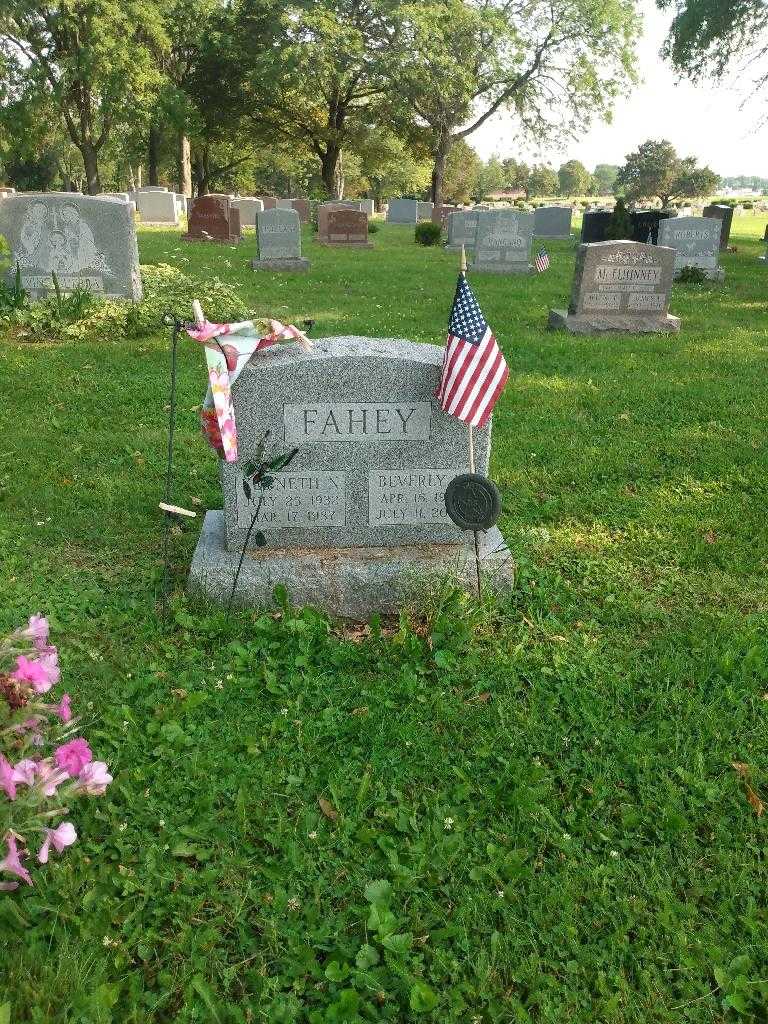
658,0,768,87
614,138,720,205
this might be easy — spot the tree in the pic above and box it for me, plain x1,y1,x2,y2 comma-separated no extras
398,0,638,206
614,139,719,205
232,0,402,198
443,139,482,203
558,159,591,196
658,0,768,88
356,132,432,207
0,0,166,192
527,164,558,197
605,196,632,239
593,163,619,194
502,157,530,193
474,154,505,200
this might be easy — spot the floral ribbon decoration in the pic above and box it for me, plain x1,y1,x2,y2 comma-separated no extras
184,318,312,461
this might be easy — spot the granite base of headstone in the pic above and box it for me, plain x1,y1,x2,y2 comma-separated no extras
251,206,309,272
548,240,680,334
187,336,514,619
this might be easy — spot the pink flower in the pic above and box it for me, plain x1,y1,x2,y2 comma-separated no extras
23,614,50,650
0,833,32,886
74,761,112,796
13,715,43,734
38,822,77,864
0,755,18,800
53,693,72,723
36,759,69,797
54,738,92,776
12,759,37,786
11,652,60,694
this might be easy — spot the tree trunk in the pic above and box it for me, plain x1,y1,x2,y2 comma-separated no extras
430,135,452,207
178,133,192,196
80,141,101,194
148,125,160,186
193,149,210,195
320,144,342,199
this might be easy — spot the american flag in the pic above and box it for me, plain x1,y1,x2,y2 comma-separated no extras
435,272,509,429
534,246,550,273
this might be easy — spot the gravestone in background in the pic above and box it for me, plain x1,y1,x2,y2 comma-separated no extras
548,240,679,334
231,197,264,227
658,215,724,280
252,206,309,272
417,201,434,221
260,197,278,210
360,199,375,215
445,210,479,252
386,199,419,224
703,204,734,250
184,195,242,243
630,209,675,244
135,190,179,225
580,210,612,243
0,193,142,300
431,204,457,229
534,206,573,238
470,209,534,274
189,336,513,617
290,199,311,224
317,208,372,246
326,200,364,212
0,187,16,198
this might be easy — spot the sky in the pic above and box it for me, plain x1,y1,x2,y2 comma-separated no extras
472,0,765,178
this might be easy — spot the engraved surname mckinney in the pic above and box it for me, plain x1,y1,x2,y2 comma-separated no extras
594,266,662,285
285,402,431,444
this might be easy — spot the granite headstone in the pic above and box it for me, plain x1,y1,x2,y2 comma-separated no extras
318,207,371,246
703,205,734,250
231,197,264,227
189,336,513,617
184,195,242,243
135,190,179,225
548,240,679,334
0,193,142,300
470,209,534,274
386,199,419,224
445,210,479,252
630,209,675,244
580,210,612,243
534,206,573,239
252,206,309,272
657,215,724,280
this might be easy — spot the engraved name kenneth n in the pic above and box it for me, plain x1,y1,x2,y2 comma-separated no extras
284,402,432,444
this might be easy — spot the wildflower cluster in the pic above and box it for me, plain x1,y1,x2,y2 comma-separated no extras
0,615,112,890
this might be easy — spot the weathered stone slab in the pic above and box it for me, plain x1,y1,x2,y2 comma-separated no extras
534,206,572,238
184,195,242,243
445,210,479,252
0,193,142,300
417,201,434,221
252,206,309,271
317,207,371,246
470,209,534,274
230,197,264,227
189,510,513,619
580,210,612,243
259,197,278,210
703,205,734,250
630,209,675,244
386,199,419,224
218,336,492,551
658,216,724,280
135,190,178,225
360,199,375,215
549,240,679,334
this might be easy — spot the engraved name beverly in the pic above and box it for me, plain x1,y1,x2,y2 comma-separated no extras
284,402,431,444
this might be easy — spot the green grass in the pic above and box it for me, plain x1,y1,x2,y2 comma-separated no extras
1,218,767,1023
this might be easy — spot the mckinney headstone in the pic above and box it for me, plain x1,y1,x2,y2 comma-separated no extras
317,207,372,246
184,195,242,243
657,215,724,280
630,209,675,244
230,197,264,227
0,193,142,300
581,210,613,243
188,336,513,617
534,205,572,239
470,209,534,274
386,199,419,224
445,210,479,252
548,240,679,334
135,190,179,225
703,205,734,250
252,206,309,272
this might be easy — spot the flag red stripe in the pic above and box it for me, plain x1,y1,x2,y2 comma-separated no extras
435,336,463,402
441,339,481,411
472,359,509,428
449,335,498,419
459,344,504,424
443,329,493,412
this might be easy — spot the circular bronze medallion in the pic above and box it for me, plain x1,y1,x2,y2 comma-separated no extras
444,474,501,531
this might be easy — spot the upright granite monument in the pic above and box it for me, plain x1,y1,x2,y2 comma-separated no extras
189,337,513,617
386,199,419,224
534,206,572,239
657,215,724,280
703,204,734,250
445,210,479,253
230,197,264,227
548,240,679,334
134,190,179,225
317,207,372,246
0,193,142,300
184,195,242,243
470,209,534,274
580,210,612,243
252,207,309,272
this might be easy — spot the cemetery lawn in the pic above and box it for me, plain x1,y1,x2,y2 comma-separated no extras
1,217,767,1023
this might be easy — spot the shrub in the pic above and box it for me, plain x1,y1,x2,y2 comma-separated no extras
367,220,380,234
677,265,707,284
415,221,442,246
605,197,633,240
743,201,753,210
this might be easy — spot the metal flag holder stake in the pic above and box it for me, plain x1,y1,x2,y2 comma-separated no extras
442,246,503,601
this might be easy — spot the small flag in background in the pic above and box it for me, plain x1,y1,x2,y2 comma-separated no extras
534,246,550,273
647,229,654,244
435,271,509,429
